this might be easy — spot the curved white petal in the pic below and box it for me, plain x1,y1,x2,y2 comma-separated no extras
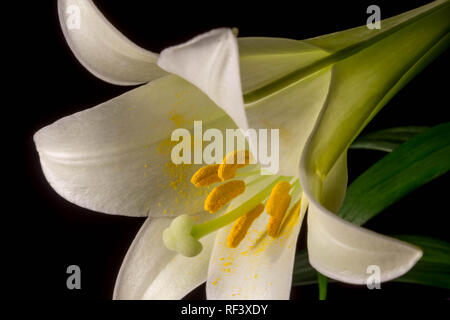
306,199,422,284
206,178,307,299
300,110,422,285
58,0,167,85
114,217,215,300
158,28,248,131
34,75,235,216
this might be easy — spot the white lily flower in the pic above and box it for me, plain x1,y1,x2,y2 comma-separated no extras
35,0,449,299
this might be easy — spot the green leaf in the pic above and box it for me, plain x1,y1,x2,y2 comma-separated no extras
350,126,429,152
293,250,319,286
339,122,450,226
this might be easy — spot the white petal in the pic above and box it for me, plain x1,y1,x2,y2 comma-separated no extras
34,75,235,216
58,0,167,85
206,178,307,299
246,67,332,176
300,137,422,284
306,203,422,284
158,29,248,130
114,217,215,300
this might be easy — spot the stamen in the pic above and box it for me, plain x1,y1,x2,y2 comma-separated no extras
227,203,265,248
163,177,289,257
204,180,246,213
266,181,292,237
190,164,221,187
218,150,251,181
191,176,284,239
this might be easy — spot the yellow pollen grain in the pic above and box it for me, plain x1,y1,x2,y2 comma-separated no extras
204,180,246,213
218,150,251,181
190,164,222,187
266,182,292,237
212,278,220,285
223,262,232,267
227,203,265,248
169,111,185,128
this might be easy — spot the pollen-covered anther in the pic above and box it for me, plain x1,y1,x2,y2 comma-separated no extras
218,150,251,181
265,181,291,216
190,164,221,187
204,180,246,213
266,181,292,237
227,203,265,248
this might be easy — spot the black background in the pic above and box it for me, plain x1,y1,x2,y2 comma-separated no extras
13,0,449,300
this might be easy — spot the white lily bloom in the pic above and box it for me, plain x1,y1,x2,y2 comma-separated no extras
35,0,449,299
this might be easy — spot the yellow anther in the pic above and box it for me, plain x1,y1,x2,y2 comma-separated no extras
266,182,292,237
266,181,291,216
190,164,221,187
218,150,251,181
204,180,246,213
227,203,265,248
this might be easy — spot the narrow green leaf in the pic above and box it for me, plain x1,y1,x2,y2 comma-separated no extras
339,122,450,226
293,250,318,286
350,126,429,152
394,235,450,289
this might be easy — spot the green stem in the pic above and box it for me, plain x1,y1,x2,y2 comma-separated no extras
317,273,328,300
